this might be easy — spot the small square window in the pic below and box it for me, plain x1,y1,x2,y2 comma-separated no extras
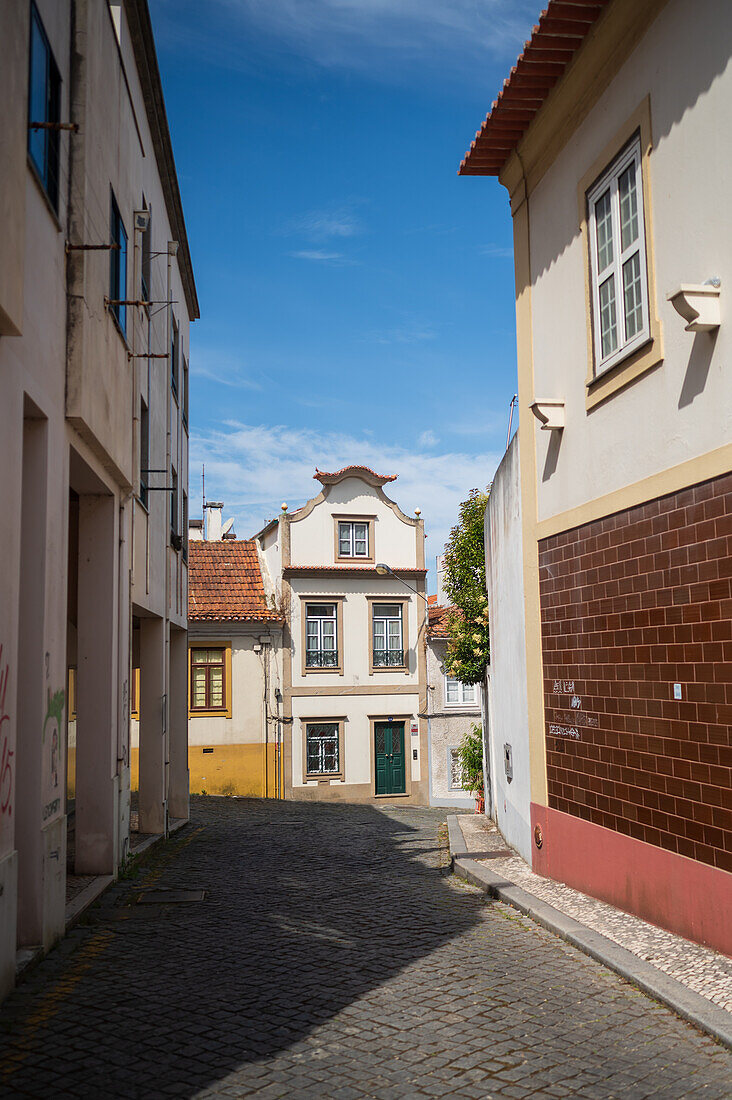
587,136,650,377
338,520,369,558
306,722,340,776
445,675,476,707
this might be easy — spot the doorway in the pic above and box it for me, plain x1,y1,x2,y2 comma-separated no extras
374,721,406,796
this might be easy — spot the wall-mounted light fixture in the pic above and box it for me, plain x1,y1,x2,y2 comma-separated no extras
667,279,721,332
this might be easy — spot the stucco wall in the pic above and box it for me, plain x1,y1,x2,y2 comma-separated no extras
528,0,732,524
426,639,478,808
291,693,422,793
485,436,532,863
289,479,417,568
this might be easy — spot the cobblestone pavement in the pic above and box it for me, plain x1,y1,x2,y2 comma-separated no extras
458,814,732,1012
1,798,731,1099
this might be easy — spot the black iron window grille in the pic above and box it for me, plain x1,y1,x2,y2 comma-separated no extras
306,649,339,668
373,648,404,668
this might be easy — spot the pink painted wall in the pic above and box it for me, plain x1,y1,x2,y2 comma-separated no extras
531,802,732,957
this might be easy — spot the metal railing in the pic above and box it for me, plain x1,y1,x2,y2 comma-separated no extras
373,649,404,668
305,649,339,668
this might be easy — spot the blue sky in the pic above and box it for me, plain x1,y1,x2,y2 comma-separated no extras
150,0,539,585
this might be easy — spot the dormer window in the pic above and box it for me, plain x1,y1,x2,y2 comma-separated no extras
334,516,375,563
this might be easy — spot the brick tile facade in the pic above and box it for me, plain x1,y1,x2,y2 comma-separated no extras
539,472,732,875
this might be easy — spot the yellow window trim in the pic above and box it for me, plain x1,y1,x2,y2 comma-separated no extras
188,641,232,719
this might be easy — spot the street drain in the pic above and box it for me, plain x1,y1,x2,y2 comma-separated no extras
135,888,205,904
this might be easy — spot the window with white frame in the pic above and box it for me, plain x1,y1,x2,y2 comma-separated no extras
338,520,368,558
445,675,476,706
372,603,403,667
305,603,338,668
306,722,340,775
587,136,649,376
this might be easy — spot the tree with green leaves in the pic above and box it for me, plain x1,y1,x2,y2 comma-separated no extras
442,487,490,685
457,723,484,797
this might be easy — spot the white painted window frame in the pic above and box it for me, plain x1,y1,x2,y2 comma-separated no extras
587,135,650,378
338,520,368,558
445,675,476,707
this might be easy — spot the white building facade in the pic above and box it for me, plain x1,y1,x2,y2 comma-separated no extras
462,0,732,952
426,604,479,810
0,0,197,999
257,467,430,804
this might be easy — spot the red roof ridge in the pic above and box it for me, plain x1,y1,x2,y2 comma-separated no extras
314,465,397,485
459,0,611,178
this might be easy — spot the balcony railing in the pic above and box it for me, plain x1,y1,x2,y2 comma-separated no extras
306,649,339,668
373,648,404,668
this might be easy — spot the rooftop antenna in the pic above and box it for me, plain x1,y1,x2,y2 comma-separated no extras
506,394,518,450
202,464,206,538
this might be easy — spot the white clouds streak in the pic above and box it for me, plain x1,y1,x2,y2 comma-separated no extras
190,421,499,574
218,0,537,76
288,249,353,263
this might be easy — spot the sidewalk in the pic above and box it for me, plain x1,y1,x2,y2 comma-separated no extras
448,812,732,1051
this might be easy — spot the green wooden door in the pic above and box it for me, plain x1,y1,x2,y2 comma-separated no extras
374,721,406,795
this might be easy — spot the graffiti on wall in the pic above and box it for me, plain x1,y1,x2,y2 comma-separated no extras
43,687,65,792
0,646,12,817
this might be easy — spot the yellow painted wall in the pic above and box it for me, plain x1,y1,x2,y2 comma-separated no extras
129,743,281,799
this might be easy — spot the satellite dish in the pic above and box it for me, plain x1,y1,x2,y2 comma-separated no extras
221,518,234,537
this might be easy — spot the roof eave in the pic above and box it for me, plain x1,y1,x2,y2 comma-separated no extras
124,0,200,319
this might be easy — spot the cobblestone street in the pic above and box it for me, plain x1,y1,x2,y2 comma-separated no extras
1,798,731,1099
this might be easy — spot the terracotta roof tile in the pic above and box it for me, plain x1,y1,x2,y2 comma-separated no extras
188,540,282,622
428,604,453,639
314,465,397,484
459,0,611,177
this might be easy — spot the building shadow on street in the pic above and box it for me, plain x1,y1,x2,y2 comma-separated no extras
0,797,482,1098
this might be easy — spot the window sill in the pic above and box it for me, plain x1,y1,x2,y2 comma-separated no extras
586,332,663,411
371,665,409,675
335,555,374,565
305,773,344,783
302,666,344,676
189,709,231,719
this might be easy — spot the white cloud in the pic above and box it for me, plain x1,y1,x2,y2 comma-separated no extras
220,0,537,74
189,421,500,581
480,244,514,259
289,208,361,240
190,348,264,390
419,429,438,448
288,249,353,263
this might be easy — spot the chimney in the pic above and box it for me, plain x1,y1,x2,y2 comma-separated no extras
436,554,447,605
204,502,224,542
188,519,204,542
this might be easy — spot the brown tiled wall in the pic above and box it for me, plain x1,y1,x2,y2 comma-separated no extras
539,472,732,874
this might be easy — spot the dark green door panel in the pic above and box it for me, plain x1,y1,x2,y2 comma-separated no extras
374,721,406,795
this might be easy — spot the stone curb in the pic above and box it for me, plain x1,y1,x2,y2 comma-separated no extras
447,814,732,1052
